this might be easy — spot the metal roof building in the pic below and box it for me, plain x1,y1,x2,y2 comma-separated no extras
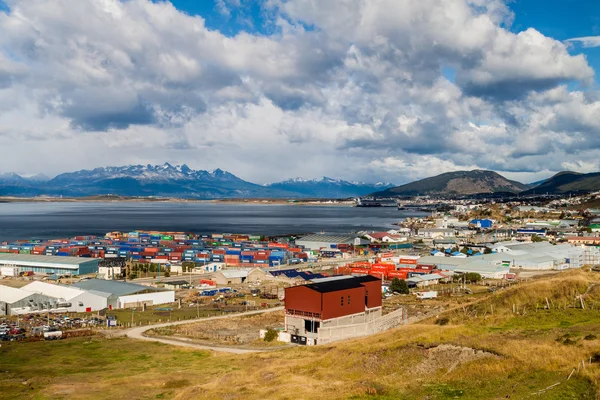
0,285,55,316
0,253,99,276
71,279,174,309
20,281,115,313
295,234,368,251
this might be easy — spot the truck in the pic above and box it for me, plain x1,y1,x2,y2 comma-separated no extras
43,331,63,340
416,291,438,300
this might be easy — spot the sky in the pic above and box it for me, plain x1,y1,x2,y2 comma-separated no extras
0,0,600,185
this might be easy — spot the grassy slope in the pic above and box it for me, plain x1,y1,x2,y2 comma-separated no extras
2,271,600,399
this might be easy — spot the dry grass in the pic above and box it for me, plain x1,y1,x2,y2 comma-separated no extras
2,270,600,399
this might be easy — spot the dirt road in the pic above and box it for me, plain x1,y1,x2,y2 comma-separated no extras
125,306,284,354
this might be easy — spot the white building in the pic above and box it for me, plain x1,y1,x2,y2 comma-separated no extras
0,285,54,316
71,279,174,309
20,281,114,312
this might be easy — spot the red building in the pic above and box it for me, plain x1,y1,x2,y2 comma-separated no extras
284,275,382,345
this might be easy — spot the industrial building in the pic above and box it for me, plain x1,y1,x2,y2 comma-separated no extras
295,234,368,251
0,254,99,276
20,281,114,312
71,279,174,308
0,285,54,316
284,275,389,345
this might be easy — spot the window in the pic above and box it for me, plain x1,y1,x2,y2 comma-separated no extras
341,296,344,306
348,296,351,305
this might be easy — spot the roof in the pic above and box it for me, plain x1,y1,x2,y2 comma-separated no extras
0,285,39,303
71,279,165,296
21,281,86,300
296,275,380,293
0,253,98,270
355,275,384,283
164,280,189,286
219,269,252,279
295,234,357,243
304,279,364,293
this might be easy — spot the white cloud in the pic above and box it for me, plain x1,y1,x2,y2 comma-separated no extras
0,0,598,185
567,36,600,48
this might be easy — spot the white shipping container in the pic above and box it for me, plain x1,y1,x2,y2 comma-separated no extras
0,266,19,277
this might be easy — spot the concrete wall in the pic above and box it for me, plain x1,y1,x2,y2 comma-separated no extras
317,307,402,345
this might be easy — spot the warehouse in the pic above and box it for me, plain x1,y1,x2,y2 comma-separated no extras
212,269,252,285
295,234,368,251
0,285,54,316
0,253,99,276
71,279,174,308
20,281,115,312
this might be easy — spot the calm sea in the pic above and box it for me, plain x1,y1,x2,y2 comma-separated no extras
0,202,428,241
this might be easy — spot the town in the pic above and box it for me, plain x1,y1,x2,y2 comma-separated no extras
3,192,600,349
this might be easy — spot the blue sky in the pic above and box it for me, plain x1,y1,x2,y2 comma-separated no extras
510,0,600,82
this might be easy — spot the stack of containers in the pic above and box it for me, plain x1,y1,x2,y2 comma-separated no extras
222,248,238,265
268,250,286,266
254,250,269,267
369,263,395,280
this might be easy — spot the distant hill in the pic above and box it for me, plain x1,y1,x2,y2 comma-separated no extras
264,177,394,198
521,171,600,195
0,164,391,199
373,170,528,197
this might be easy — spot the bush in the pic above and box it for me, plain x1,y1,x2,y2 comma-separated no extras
435,317,449,326
584,334,597,341
264,328,278,342
389,278,409,294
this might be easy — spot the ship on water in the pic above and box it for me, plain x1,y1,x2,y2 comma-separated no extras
354,198,397,207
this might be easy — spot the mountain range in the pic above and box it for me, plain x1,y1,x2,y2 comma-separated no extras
3,164,600,200
0,164,394,199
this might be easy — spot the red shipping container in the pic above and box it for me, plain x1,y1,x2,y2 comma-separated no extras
399,258,418,265
369,270,387,279
351,267,371,274
212,249,226,255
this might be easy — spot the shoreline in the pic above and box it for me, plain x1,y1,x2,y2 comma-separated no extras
0,196,356,207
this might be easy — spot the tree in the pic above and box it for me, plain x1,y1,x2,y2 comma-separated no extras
464,272,481,283
483,247,492,254
389,278,409,294
460,246,469,255
163,266,171,278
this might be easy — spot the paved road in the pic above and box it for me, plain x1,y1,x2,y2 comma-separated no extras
125,306,285,354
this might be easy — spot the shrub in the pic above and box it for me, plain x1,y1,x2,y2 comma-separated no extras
264,328,278,342
389,278,409,294
435,318,449,326
584,334,597,341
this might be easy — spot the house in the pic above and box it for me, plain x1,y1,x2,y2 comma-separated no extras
284,275,383,345
418,228,455,239
406,273,444,288
163,280,189,290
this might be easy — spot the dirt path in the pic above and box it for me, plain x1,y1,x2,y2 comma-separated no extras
125,306,284,354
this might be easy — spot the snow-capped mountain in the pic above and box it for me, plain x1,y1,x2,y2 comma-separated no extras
265,177,395,198
0,164,394,199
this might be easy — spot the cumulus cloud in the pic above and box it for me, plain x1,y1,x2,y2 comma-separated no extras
0,0,598,185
